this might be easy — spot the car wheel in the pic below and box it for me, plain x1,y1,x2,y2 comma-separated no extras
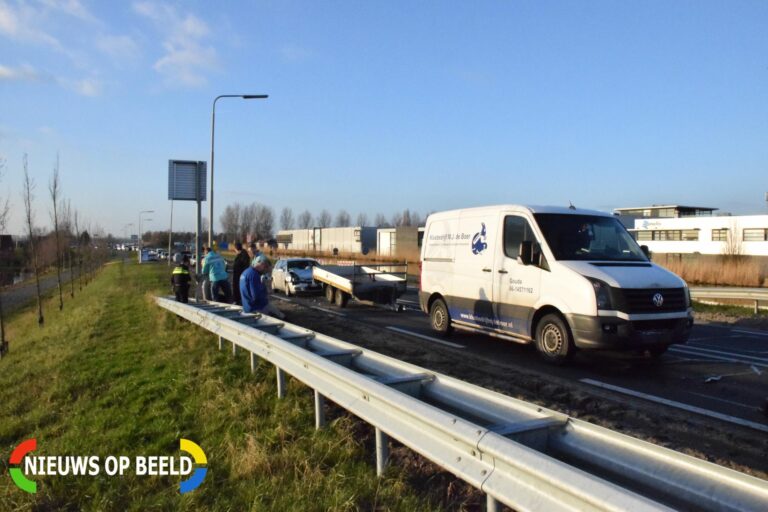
535,314,574,365
648,345,669,358
429,298,452,336
325,285,335,304
335,290,349,308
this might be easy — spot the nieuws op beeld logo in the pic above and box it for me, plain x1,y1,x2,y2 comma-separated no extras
8,438,207,494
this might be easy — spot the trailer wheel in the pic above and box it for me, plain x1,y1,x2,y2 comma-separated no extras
325,285,335,304
535,314,574,365
335,290,350,308
647,345,669,359
429,298,453,336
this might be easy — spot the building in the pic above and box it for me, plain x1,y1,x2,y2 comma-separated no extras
614,205,768,256
376,226,425,258
276,227,377,254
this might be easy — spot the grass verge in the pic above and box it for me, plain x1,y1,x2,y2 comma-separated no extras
0,261,438,511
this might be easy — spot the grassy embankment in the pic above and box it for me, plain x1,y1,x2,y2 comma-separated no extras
0,261,438,511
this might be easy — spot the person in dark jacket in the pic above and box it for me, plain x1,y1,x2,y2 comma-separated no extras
232,242,250,305
240,255,285,319
171,255,192,303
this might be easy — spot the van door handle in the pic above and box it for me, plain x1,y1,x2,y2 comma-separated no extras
498,269,508,274
482,268,492,272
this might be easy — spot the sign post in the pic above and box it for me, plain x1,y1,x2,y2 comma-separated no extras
168,160,207,300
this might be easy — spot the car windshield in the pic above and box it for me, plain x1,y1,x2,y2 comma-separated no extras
533,214,647,262
287,260,317,270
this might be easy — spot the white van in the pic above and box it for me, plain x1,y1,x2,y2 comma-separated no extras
419,205,693,363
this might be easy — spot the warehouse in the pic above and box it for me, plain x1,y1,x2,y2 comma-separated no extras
276,227,377,255
615,205,768,256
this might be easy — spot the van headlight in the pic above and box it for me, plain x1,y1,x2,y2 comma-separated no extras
588,278,613,310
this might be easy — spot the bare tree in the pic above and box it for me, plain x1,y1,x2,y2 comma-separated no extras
253,204,275,240
374,213,390,228
334,209,351,227
22,155,44,326
356,212,369,226
61,200,75,298
411,211,423,227
0,152,11,354
219,203,241,242
49,155,64,310
297,210,313,229
74,210,82,292
280,207,294,230
723,220,743,259
317,209,332,228
240,203,257,241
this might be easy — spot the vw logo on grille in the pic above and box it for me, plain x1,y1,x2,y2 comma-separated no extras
652,293,664,307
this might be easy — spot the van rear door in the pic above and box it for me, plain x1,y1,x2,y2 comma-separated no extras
493,214,542,338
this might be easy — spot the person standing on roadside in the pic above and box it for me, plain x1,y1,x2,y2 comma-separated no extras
202,244,231,302
240,255,285,319
248,242,260,261
171,254,191,303
232,242,250,305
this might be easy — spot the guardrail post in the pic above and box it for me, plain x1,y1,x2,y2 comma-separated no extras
276,367,286,398
232,341,237,356
250,352,258,373
755,300,759,315
375,427,389,476
218,336,223,350
486,495,500,512
314,390,326,429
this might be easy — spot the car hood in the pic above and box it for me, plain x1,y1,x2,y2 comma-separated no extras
558,261,686,289
289,267,314,281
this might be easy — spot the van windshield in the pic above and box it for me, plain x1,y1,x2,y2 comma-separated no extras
533,214,647,262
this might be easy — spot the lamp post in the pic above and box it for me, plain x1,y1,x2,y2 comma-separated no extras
138,210,154,264
209,94,268,248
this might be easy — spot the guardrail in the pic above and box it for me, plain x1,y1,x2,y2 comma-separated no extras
155,297,768,512
691,287,768,314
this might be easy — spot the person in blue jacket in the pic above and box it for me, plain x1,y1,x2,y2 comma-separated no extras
202,245,231,303
240,255,285,319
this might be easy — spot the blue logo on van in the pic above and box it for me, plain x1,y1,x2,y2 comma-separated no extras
471,223,488,255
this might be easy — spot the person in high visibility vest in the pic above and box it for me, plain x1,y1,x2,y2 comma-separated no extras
171,254,192,303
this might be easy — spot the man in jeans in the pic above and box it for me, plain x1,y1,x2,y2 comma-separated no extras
202,245,231,302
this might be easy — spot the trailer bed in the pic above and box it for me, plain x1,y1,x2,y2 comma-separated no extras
313,263,407,308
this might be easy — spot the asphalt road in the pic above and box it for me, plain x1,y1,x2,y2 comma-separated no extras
272,288,768,435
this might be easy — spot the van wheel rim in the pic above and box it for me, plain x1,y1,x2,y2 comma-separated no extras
541,324,563,353
433,308,445,329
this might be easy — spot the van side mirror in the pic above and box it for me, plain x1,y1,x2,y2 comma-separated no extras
640,245,650,259
518,241,533,265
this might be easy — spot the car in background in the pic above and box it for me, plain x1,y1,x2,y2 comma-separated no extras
272,258,322,296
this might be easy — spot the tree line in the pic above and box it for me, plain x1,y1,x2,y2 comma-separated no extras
218,202,425,243
1,152,111,358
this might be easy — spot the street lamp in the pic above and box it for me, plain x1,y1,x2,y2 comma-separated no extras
138,210,154,264
209,93,268,248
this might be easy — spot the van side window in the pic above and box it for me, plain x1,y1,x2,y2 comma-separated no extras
504,216,536,259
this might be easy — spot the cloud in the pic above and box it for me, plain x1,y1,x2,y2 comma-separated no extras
0,0,64,50
38,0,98,23
0,63,44,81
133,1,219,87
96,34,140,61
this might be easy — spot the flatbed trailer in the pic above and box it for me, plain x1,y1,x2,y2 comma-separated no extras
312,263,407,309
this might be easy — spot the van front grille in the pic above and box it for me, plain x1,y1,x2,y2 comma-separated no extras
615,288,687,314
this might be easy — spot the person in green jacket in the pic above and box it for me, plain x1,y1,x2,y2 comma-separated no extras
202,245,231,302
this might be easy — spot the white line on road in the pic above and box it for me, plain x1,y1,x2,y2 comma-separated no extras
683,391,761,411
312,306,346,317
580,379,768,434
733,329,768,338
670,346,768,367
580,379,768,432
386,327,466,349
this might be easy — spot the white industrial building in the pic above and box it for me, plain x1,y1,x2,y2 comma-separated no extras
615,205,768,256
376,226,425,258
276,227,377,254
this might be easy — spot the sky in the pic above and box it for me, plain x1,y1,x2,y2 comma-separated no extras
1,0,767,237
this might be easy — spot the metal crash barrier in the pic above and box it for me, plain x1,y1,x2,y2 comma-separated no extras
155,296,768,512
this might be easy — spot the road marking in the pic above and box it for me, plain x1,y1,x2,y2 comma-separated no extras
580,379,768,434
386,327,466,349
311,306,346,317
733,329,768,338
683,392,761,411
670,346,768,368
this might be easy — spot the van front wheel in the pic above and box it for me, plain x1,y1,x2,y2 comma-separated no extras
430,299,453,337
535,314,574,365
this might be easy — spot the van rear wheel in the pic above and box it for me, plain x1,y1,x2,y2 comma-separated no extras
535,314,574,365
430,299,453,336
